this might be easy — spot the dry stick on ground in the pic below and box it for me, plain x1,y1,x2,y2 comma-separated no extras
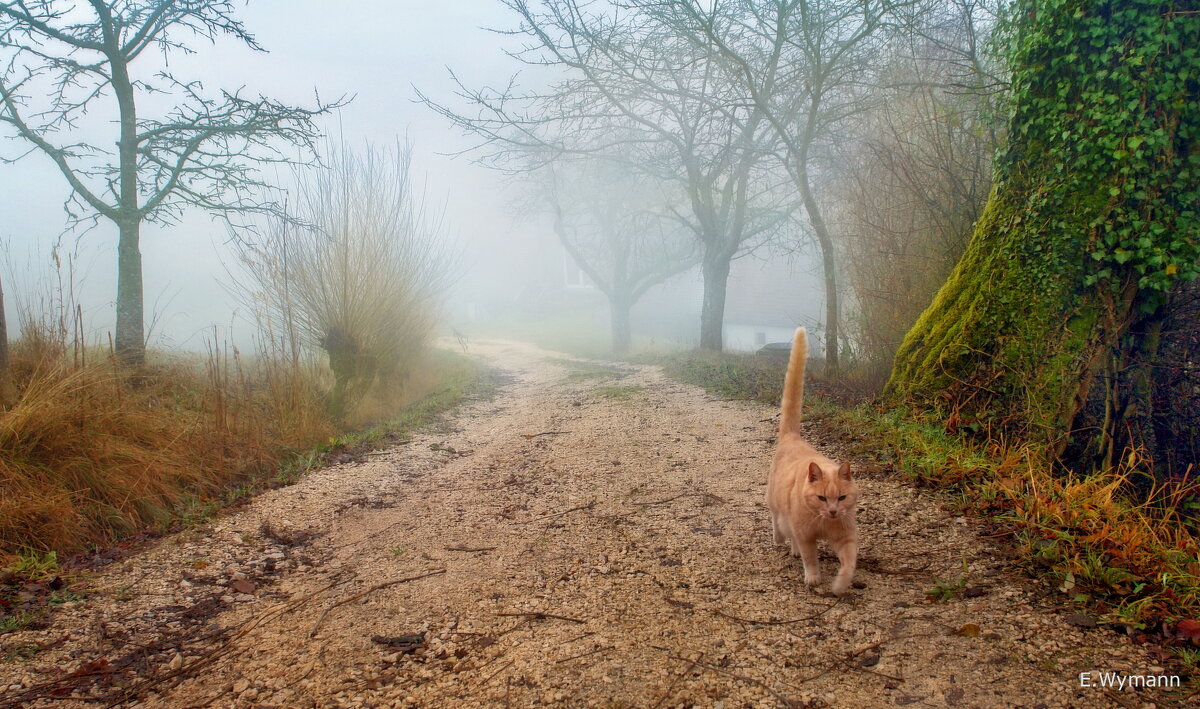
516,501,596,525
308,569,447,638
445,545,497,552
521,431,572,438
712,598,841,625
477,659,516,689
857,557,934,576
554,645,614,664
649,651,704,709
496,611,586,624
792,633,944,688
632,492,726,507
652,646,799,709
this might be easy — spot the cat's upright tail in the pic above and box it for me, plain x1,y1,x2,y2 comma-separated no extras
778,327,808,435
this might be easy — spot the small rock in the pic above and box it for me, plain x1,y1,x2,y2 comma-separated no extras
232,679,250,694
168,654,183,671
1065,613,1098,629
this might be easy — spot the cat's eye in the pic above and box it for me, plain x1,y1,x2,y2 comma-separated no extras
817,495,826,501
838,495,846,501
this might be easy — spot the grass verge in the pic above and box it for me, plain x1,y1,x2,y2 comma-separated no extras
2,347,494,639
0,344,492,560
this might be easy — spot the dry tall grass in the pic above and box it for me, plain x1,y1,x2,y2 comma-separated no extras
0,329,287,555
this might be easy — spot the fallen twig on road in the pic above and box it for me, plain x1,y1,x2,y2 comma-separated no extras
496,611,586,624
712,598,840,625
516,501,596,524
308,569,447,638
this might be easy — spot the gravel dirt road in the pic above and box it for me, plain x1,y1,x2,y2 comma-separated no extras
0,339,1175,708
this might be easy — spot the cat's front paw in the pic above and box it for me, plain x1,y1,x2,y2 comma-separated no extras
830,577,852,596
803,571,822,587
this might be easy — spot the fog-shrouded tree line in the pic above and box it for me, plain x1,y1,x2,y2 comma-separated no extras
425,0,1199,480
421,0,1003,372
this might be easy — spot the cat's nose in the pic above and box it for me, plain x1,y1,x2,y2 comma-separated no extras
828,510,838,518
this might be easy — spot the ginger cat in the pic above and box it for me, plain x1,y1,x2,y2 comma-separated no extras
766,327,859,596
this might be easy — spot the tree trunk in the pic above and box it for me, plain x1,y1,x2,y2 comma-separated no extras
0,273,16,408
609,292,633,354
796,171,840,373
886,0,1199,456
699,253,732,351
109,27,144,367
114,217,145,366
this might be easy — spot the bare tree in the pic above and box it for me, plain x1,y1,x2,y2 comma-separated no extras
641,0,905,371
420,0,784,350
0,1,343,365
541,158,698,352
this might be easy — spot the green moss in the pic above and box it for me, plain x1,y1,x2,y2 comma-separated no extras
887,0,1200,449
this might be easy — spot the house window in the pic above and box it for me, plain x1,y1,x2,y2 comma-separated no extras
755,331,767,346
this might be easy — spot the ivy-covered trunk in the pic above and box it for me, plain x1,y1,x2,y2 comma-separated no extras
886,0,1199,459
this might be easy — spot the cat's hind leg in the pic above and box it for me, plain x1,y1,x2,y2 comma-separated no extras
771,515,785,545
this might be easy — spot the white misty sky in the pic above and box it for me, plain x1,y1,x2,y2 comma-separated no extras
0,0,533,350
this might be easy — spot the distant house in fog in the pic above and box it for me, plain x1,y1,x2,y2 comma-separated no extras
722,256,825,352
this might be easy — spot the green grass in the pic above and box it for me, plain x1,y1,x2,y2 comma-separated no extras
594,384,643,401
650,350,785,404
552,358,627,382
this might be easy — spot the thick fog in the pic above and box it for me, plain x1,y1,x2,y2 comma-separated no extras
0,0,827,354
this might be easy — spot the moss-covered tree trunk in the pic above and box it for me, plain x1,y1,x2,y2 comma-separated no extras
886,0,1199,458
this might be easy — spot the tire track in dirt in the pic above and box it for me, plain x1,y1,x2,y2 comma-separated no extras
0,339,1170,708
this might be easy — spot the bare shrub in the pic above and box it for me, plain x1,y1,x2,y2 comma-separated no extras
236,141,450,421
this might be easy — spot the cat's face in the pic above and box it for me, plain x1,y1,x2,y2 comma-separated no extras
804,461,858,520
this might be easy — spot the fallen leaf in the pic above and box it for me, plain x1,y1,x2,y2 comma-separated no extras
231,579,256,595
1065,613,1097,629
963,586,986,598
858,652,881,668
952,623,981,637
1176,619,1200,645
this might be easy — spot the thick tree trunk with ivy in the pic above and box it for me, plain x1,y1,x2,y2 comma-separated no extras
886,0,1199,462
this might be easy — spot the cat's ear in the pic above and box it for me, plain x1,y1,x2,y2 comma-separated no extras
808,461,823,482
838,461,852,480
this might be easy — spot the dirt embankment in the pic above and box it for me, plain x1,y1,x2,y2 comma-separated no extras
0,340,1174,708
